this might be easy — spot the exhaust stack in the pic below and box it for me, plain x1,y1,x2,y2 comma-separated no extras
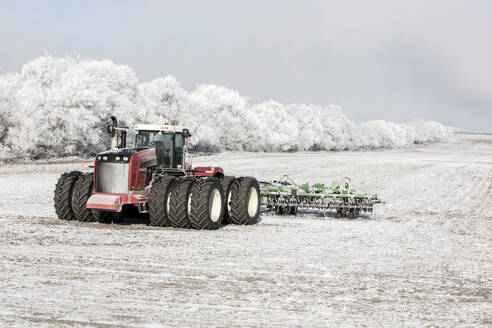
108,116,118,149
107,116,128,149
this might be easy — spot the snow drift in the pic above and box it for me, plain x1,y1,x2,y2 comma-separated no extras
0,56,450,160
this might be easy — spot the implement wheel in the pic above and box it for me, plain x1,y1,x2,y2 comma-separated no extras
288,206,297,216
189,178,224,230
53,171,81,220
229,177,260,225
168,177,195,229
148,175,176,227
72,173,96,222
348,209,360,219
276,206,286,215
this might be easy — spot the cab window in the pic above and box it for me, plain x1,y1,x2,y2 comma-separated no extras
175,133,184,168
135,131,174,168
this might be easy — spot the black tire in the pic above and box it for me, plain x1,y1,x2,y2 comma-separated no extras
221,176,236,224
189,178,224,230
276,206,285,216
148,175,176,227
348,208,359,219
335,208,343,218
288,206,297,216
168,177,195,228
72,173,96,222
53,171,81,220
92,210,124,224
229,177,260,225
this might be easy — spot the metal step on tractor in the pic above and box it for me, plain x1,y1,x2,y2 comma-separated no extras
54,117,260,230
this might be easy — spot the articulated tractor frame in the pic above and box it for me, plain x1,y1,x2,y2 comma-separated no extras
53,117,260,230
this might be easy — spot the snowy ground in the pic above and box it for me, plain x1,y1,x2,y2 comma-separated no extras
0,133,490,327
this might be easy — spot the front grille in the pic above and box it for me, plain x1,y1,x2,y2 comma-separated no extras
95,162,129,194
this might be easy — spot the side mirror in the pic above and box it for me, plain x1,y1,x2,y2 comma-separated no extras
183,129,192,138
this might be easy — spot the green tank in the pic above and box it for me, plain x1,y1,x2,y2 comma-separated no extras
260,175,382,219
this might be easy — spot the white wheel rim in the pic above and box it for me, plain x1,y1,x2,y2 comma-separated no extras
188,192,193,214
247,187,259,217
227,190,232,213
209,188,222,222
166,193,171,212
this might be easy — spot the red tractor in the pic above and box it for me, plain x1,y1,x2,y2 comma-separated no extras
53,117,260,230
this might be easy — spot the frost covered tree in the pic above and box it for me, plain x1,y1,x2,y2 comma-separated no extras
4,56,139,159
137,76,187,125
0,72,20,158
187,85,258,152
0,56,451,160
250,101,299,151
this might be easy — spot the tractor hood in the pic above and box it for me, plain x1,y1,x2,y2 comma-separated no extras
94,147,157,194
96,147,150,162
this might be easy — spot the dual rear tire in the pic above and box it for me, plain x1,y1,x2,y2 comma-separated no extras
54,171,81,221
189,179,224,230
148,175,260,230
168,178,195,229
72,173,97,222
228,177,260,225
148,176,176,227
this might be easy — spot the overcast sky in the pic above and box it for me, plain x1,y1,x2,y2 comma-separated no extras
1,0,490,132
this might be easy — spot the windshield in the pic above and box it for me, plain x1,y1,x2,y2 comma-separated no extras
135,131,174,167
135,131,173,148
135,131,185,168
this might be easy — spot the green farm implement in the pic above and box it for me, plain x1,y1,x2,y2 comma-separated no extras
260,176,382,219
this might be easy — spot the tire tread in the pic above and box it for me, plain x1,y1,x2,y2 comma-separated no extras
53,171,81,220
168,178,195,228
72,172,96,222
229,176,260,225
189,179,223,230
148,175,176,227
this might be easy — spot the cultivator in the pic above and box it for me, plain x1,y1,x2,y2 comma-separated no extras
260,176,382,219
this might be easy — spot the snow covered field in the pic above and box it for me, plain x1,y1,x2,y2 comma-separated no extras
0,133,490,327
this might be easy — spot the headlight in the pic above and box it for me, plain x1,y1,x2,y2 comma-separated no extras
115,156,120,161
103,156,108,160
123,157,128,161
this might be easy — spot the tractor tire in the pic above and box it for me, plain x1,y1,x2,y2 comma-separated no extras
72,173,96,222
189,178,224,230
92,210,124,224
148,175,176,227
221,175,236,224
53,171,81,220
168,177,195,229
229,177,260,225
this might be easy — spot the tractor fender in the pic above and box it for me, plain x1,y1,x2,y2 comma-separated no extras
192,166,224,178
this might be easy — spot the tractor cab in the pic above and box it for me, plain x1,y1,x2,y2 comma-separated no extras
133,124,191,169
106,116,192,171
